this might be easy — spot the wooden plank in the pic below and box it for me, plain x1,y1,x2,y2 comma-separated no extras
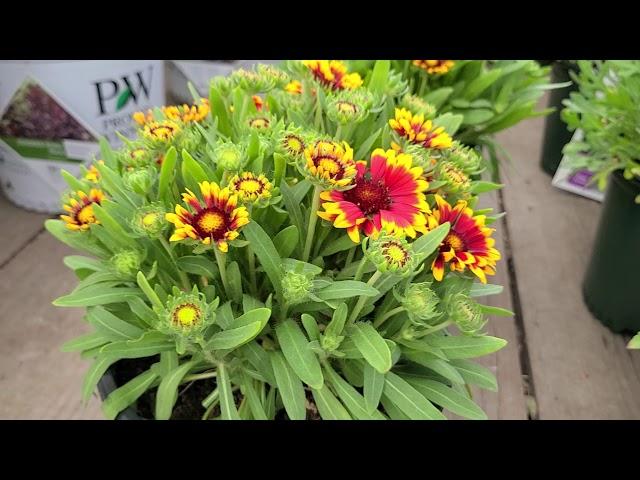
0,231,102,419
495,106,640,419
0,191,49,267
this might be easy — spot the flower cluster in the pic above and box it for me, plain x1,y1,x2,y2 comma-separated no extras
50,60,512,421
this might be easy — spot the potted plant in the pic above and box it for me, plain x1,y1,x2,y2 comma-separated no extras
47,60,512,420
539,60,578,176
562,60,640,333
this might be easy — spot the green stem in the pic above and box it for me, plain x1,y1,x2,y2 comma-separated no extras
183,371,217,383
247,245,258,295
348,270,382,325
353,256,369,282
414,320,453,338
302,185,322,262
196,338,217,365
344,247,356,268
213,247,230,300
335,124,343,141
373,306,406,329
159,236,190,291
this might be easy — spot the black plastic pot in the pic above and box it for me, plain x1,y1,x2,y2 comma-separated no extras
540,61,579,176
97,368,146,420
582,170,640,333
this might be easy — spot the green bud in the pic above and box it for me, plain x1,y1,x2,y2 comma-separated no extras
119,144,153,169
399,282,441,325
365,234,415,276
404,144,436,172
448,293,486,336
400,94,437,119
436,161,472,197
110,249,143,279
160,289,215,351
213,142,245,172
230,68,275,93
131,203,167,237
276,128,307,162
123,168,156,195
443,142,484,175
321,334,345,352
281,271,314,306
326,90,373,125
256,63,290,88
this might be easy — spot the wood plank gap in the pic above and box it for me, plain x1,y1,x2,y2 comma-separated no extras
0,225,45,271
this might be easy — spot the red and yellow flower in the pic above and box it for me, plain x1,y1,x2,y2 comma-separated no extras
303,140,357,188
389,108,453,150
412,60,455,75
60,189,105,231
428,195,500,284
252,95,264,111
84,160,104,183
166,181,250,253
302,60,363,91
163,99,210,123
285,80,303,95
228,172,273,203
142,120,181,143
318,148,430,243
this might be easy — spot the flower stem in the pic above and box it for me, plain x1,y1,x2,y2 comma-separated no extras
247,245,258,295
183,371,217,383
302,185,322,262
415,320,453,338
345,246,356,267
373,306,406,329
335,124,343,141
213,247,230,300
159,236,190,291
348,270,382,325
353,256,369,282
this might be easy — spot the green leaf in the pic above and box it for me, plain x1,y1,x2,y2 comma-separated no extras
82,355,119,402
103,368,158,420
412,222,450,261
628,334,640,349
210,85,232,137
350,323,392,374
380,394,409,420
462,109,495,126
433,113,464,136
127,296,157,328
368,60,390,95
311,384,351,420
462,68,503,100
478,305,514,317
275,319,324,389
158,147,177,202
363,363,385,414
320,234,357,256
403,350,465,385
240,341,276,386
324,303,348,338
301,314,320,341
242,295,264,314
355,128,382,160
450,359,497,391
98,136,116,169
423,87,453,109
323,364,384,419
88,306,143,340
181,149,208,184
230,307,271,329
469,283,503,297
116,87,132,111
397,338,447,359
470,181,503,194
63,255,103,272
155,360,196,420
208,321,265,351
226,261,243,303
282,258,322,276
45,219,106,257
280,181,306,254
53,285,140,308
405,377,487,420
241,375,268,420
91,203,133,250
136,271,164,311
218,363,240,420
99,331,175,358
243,222,283,297
315,281,378,301
425,335,507,359
270,351,306,420
273,152,287,188
60,169,86,192
273,225,299,259
61,332,110,353
383,371,446,420
176,256,214,278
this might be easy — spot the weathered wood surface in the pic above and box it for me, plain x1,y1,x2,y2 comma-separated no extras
496,113,640,419
0,231,103,419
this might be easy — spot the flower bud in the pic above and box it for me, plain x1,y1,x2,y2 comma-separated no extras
160,290,214,353
436,161,472,197
365,235,415,276
110,249,143,279
399,282,441,325
444,142,484,175
256,64,290,89
277,130,307,161
123,168,156,195
213,142,244,172
327,90,373,125
400,94,436,119
281,271,314,305
131,203,167,237
228,172,273,204
230,68,274,93
448,293,486,336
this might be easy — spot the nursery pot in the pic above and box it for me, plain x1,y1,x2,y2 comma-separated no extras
582,170,640,333
97,367,146,420
540,61,579,176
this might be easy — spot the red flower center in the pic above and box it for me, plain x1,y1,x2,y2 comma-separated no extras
194,208,228,239
343,178,391,216
443,232,465,252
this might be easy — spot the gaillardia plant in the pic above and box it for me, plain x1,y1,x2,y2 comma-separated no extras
48,60,512,420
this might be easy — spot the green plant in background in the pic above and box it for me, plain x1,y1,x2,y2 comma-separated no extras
350,60,558,179
629,334,640,349
47,60,514,420
562,60,640,201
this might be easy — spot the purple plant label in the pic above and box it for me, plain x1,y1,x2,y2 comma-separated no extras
568,169,594,187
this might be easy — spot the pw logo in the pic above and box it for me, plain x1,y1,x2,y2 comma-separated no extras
94,66,154,115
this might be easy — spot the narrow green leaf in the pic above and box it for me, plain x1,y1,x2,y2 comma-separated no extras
158,147,177,201
301,314,320,342
470,181,503,194
208,321,264,351
209,86,232,137
320,234,357,257
315,281,379,301
324,364,385,420
273,152,286,188
405,377,487,420
311,384,351,420
136,271,164,311
103,368,158,420
275,319,324,389
82,355,119,402
45,220,106,257
363,363,385,414
462,68,503,100
99,331,174,358
478,305,514,317
242,295,264,314
61,332,109,353
88,306,143,340
383,371,446,420
270,351,306,420
425,335,507,359
423,87,453,108
226,261,243,304
324,303,348,338
433,113,464,136
274,225,299,259
355,128,382,160
450,359,498,391
63,255,103,272
99,136,116,168
243,222,283,297
412,222,450,261
241,376,268,420
469,283,503,297
350,323,392,374
181,149,208,184
229,307,271,330
367,60,390,95
176,256,214,278
91,203,133,249
280,181,306,253
218,363,240,420
155,360,196,420
53,286,140,308
404,350,465,385
240,341,276,386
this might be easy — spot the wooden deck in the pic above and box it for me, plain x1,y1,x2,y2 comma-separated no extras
1,109,639,419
